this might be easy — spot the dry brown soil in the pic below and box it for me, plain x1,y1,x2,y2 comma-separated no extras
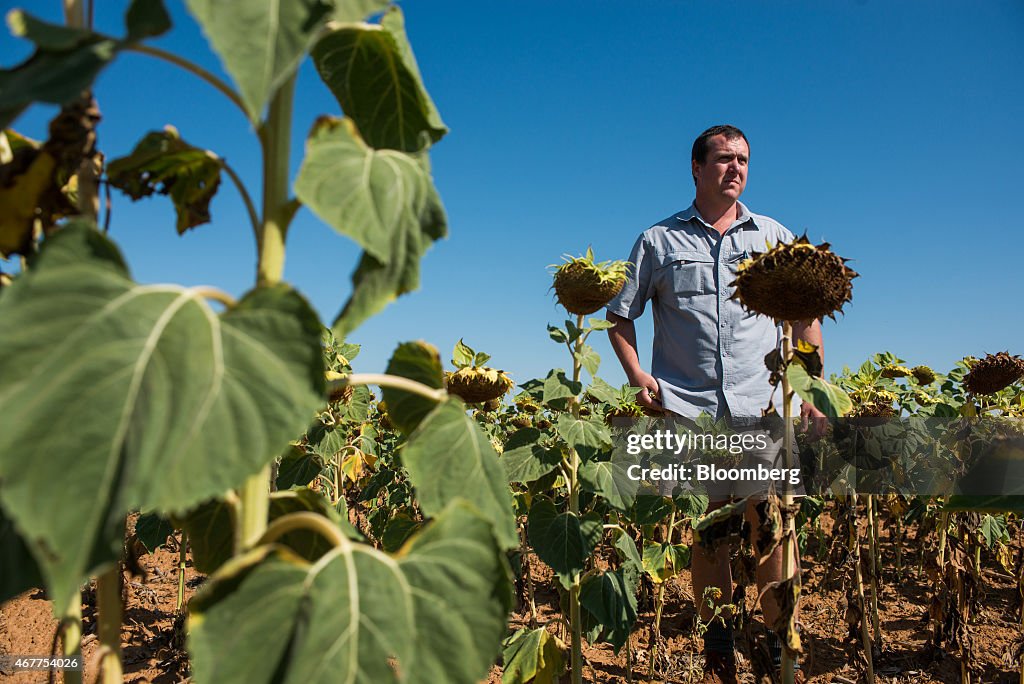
2,516,1022,683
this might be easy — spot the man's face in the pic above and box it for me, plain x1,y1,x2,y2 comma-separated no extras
693,134,749,201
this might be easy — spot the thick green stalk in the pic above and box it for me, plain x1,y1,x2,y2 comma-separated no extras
780,323,798,684
866,495,881,646
852,499,876,684
58,6,89,684
895,514,903,574
256,74,297,288
933,510,950,648
238,465,271,552
649,508,676,678
567,312,585,684
239,74,297,551
59,592,83,684
521,526,539,628
176,532,187,613
96,566,123,684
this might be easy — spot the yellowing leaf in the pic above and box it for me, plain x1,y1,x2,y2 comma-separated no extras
0,149,54,256
107,126,222,234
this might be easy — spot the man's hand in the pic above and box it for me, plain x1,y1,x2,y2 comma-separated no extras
800,400,828,440
631,371,663,412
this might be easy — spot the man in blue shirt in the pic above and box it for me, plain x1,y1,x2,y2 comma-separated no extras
606,124,823,683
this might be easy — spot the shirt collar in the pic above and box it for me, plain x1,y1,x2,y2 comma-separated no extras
676,200,759,231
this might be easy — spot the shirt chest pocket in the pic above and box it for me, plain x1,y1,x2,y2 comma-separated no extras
656,249,715,300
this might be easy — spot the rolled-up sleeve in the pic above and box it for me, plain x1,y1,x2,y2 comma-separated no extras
606,234,654,320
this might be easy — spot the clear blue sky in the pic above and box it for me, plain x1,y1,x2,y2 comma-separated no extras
4,0,1023,389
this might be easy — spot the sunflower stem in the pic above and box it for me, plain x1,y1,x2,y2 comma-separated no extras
780,322,798,684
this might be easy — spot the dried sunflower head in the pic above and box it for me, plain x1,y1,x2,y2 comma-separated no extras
445,366,515,403
912,391,938,406
963,352,1024,395
911,365,937,385
516,397,541,413
850,401,898,420
510,415,533,430
552,247,631,315
604,402,645,426
880,365,912,379
376,401,393,431
874,390,899,404
731,236,857,322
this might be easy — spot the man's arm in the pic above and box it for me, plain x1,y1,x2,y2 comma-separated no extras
791,318,827,435
791,319,823,366
606,311,662,410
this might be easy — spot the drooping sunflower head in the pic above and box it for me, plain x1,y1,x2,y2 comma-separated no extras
731,236,857,322
963,352,1024,395
551,247,631,315
515,396,542,413
445,366,515,403
510,414,533,430
911,365,937,385
880,365,912,379
604,401,646,426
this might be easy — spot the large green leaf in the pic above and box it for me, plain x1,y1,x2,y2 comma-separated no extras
541,369,583,405
556,413,611,451
382,340,444,434
628,495,674,526
380,511,420,553
578,452,641,511
977,513,1010,549
309,423,347,461
184,0,331,122
584,376,620,405
641,541,690,583
401,398,517,549
0,11,118,128
579,568,638,652
500,428,562,484
1,504,44,603
174,488,358,575
293,117,446,337
501,627,565,684
268,488,360,562
573,343,600,377
397,502,513,684
311,7,447,152
337,384,373,423
133,511,175,553
786,362,852,418
0,224,325,610
329,0,390,23
0,2,168,128
189,501,510,684
107,126,223,234
171,498,235,575
527,498,602,588
276,444,324,490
